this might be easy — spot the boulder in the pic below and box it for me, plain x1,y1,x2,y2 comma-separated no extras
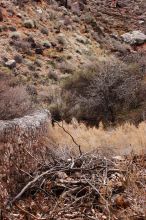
5,60,16,69
121,30,146,45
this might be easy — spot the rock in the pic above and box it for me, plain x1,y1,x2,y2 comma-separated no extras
76,35,89,44
112,156,125,161
121,30,146,45
0,109,51,142
17,13,22,18
5,60,16,69
36,8,43,14
138,20,145,24
23,19,35,28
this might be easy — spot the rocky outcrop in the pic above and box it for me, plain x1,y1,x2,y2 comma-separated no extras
121,31,146,45
0,109,51,144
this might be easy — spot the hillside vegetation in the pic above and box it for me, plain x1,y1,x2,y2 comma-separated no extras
0,0,146,219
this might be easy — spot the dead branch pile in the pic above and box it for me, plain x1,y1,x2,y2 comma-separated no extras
2,150,145,220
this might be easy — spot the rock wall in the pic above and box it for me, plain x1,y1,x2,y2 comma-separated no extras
0,109,51,144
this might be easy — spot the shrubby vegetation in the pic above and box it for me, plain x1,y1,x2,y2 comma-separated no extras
0,73,33,120
51,55,146,126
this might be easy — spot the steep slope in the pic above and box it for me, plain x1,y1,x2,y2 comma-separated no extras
0,0,146,123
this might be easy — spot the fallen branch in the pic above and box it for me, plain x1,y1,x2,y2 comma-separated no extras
54,120,82,156
11,168,55,204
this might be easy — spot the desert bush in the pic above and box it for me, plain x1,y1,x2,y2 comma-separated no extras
61,59,146,125
57,61,75,74
121,52,146,75
0,75,33,120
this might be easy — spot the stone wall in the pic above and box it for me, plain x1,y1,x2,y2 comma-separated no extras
0,109,51,144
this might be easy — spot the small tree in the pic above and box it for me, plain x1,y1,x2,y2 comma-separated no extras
62,59,145,125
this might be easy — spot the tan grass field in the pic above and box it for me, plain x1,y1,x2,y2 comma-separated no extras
48,120,146,155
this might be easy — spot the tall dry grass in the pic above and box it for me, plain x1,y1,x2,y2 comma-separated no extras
48,120,146,155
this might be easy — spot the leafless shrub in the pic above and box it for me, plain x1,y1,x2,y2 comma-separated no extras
121,52,146,75
61,59,146,125
0,75,33,120
10,39,33,55
57,61,75,74
1,146,145,220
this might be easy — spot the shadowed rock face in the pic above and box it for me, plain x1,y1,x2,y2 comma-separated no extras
0,109,51,144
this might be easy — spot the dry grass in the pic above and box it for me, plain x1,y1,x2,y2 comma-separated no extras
48,120,146,155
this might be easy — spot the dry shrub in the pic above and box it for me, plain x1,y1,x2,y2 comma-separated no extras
1,138,145,219
0,75,33,120
61,58,146,125
0,138,55,205
121,52,146,75
11,39,33,55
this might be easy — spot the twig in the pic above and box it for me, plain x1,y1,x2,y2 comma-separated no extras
54,120,82,156
24,148,41,164
103,157,108,185
15,204,47,220
11,168,55,204
85,178,111,220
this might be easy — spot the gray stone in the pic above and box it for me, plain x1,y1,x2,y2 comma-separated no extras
76,35,89,44
0,109,51,142
121,30,146,45
5,60,16,69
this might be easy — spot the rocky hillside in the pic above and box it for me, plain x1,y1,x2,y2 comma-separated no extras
0,0,146,123
0,1,146,219
0,1,146,118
